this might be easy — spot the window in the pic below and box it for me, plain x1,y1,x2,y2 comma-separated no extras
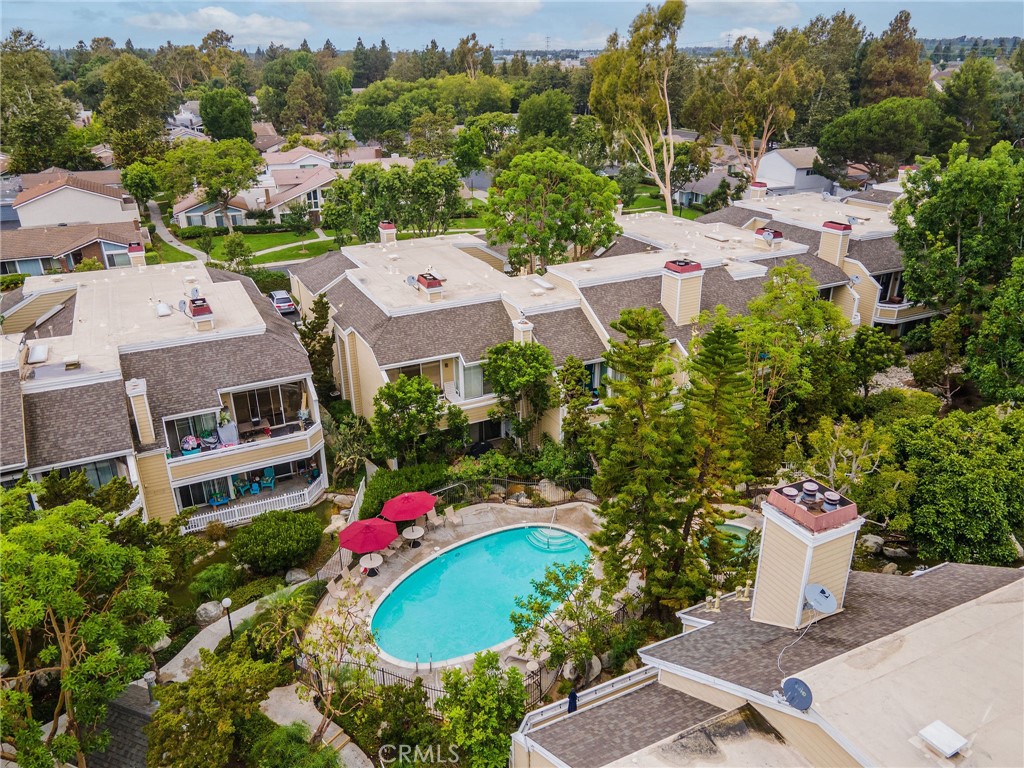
230,214,244,226
462,364,493,399
804,169,816,176
59,457,124,489
387,364,442,389
306,189,321,210
105,250,130,268
584,362,609,396
166,412,218,455
230,382,305,429
818,286,833,302
2,259,46,276
186,214,204,227
177,477,230,508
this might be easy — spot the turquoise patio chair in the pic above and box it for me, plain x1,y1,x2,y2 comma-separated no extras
261,467,276,490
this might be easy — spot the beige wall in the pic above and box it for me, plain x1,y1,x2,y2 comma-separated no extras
291,274,317,320
461,398,498,424
18,188,137,228
658,669,746,710
750,517,807,628
752,705,860,767
801,533,856,625
351,333,385,418
1,289,77,333
136,450,177,523
660,272,702,326
818,231,850,268
168,423,323,483
841,260,880,326
830,284,858,325
538,402,562,441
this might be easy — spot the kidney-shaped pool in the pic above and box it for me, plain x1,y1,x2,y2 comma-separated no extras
370,526,590,665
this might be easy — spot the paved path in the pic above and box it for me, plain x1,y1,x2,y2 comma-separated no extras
262,684,373,768
252,233,332,257
146,200,207,261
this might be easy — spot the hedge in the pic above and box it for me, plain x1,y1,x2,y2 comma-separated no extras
360,463,450,520
226,575,287,608
177,224,291,240
231,509,324,574
1,274,28,292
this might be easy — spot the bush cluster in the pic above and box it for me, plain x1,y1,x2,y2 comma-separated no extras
226,576,287,607
360,463,450,519
188,562,238,601
231,510,324,574
1,273,28,291
177,224,291,240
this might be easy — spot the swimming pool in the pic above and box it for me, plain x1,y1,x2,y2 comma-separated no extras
717,523,751,549
370,526,590,666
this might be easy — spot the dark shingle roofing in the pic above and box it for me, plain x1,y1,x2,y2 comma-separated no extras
529,309,607,365
21,295,76,339
529,682,725,768
848,237,904,275
582,276,693,348
1,222,146,262
643,563,1023,696
87,684,157,768
1,369,26,469
13,173,128,207
21,168,122,189
849,188,901,205
289,250,358,293
326,277,513,366
121,272,312,439
696,207,765,229
597,236,663,260
0,286,25,315
24,379,134,468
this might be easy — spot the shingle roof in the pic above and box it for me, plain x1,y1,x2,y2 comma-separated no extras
1,369,27,470
13,174,129,207
696,206,765,229
24,379,134,469
254,135,285,152
0,286,25,315
289,250,358,293
263,147,331,165
643,564,1023,696
21,168,122,189
172,191,250,216
266,166,338,209
770,147,821,168
681,170,743,197
1,222,146,261
87,684,157,768
120,272,313,439
848,237,904,274
22,294,76,339
326,277,513,366
597,235,663,260
581,276,694,348
529,682,725,768
253,121,279,138
849,188,901,205
529,308,607,365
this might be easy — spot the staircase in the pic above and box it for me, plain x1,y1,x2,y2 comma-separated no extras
526,528,578,552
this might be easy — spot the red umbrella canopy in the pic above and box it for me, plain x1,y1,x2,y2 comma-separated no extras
338,518,398,554
381,491,438,522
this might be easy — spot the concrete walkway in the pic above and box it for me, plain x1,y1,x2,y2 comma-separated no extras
147,200,207,261
262,684,373,768
251,232,331,257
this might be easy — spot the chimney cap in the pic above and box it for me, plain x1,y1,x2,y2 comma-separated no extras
898,164,918,171
767,479,858,532
823,220,853,232
755,226,783,240
378,221,397,231
750,181,768,188
664,258,702,275
417,272,443,289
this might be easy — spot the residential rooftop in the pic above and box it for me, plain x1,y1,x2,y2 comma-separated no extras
16,263,265,388
733,192,897,238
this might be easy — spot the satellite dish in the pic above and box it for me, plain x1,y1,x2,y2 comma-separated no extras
190,287,200,299
782,677,813,711
405,275,417,287
846,215,858,226
761,229,775,242
804,583,838,615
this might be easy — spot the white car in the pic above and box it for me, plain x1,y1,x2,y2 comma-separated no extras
268,290,297,315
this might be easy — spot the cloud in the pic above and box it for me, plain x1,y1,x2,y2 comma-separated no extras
688,0,800,24
126,6,313,47
299,0,542,28
719,26,772,44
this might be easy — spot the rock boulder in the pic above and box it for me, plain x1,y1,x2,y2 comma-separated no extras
858,534,884,554
881,562,899,575
324,514,347,535
537,479,567,504
882,546,910,559
150,635,172,653
574,488,599,504
196,601,224,627
285,568,309,585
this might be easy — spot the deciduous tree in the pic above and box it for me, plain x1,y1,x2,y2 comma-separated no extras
518,90,573,138
408,107,456,159
281,201,313,252
482,341,555,448
121,161,159,207
966,257,1024,402
848,325,905,399
199,87,254,141
909,308,966,405
371,375,460,465
101,54,172,165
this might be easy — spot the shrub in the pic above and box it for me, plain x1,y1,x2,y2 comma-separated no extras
231,510,324,574
153,624,200,667
1,273,28,291
167,223,181,236
204,520,228,541
146,222,156,235
179,225,228,239
188,562,238,601
228,576,287,607
246,267,290,294
360,463,450,519
236,711,278,765
449,450,532,484
864,389,942,422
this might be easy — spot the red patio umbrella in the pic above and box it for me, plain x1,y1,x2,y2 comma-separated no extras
337,518,398,554
380,491,437,522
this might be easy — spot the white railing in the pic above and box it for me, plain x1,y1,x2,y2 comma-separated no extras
183,473,328,533
115,493,144,522
347,476,366,524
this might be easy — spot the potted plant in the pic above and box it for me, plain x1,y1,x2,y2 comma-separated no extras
181,435,201,455
216,409,239,445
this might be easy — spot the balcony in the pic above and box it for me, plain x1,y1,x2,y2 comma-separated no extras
182,473,327,533
169,422,323,483
874,299,939,324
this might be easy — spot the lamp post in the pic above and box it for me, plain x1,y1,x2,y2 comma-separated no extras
221,597,234,641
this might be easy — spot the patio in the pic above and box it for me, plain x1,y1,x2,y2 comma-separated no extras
183,473,327,533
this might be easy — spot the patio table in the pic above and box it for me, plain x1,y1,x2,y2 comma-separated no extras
359,553,384,577
402,525,425,549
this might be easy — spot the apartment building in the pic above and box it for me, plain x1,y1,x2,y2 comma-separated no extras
511,481,1023,768
0,263,325,529
12,173,140,228
0,222,149,276
289,211,851,444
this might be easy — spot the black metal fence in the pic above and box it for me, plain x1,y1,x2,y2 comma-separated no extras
430,475,594,512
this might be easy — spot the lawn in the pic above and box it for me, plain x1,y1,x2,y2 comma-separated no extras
252,240,335,263
146,234,197,265
204,231,314,259
624,194,701,220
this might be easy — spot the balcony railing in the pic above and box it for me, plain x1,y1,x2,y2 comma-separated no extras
182,473,327,533
874,301,938,323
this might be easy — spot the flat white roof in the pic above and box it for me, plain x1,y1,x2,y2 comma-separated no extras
800,577,1024,768
20,263,264,386
734,192,897,238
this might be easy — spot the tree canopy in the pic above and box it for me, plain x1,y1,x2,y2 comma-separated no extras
857,10,930,105
199,87,254,141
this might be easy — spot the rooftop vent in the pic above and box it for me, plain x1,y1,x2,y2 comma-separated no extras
531,276,556,290
26,344,49,365
918,721,968,759
155,302,172,317
664,258,701,275
63,354,81,371
417,272,444,289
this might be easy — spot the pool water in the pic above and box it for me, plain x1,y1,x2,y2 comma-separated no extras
371,527,590,664
717,523,750,549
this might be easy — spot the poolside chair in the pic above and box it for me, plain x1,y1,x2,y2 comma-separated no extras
260,467,276,490
426,507,444,530
443,505,462,527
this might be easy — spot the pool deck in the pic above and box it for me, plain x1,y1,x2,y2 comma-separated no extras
318,501,601,686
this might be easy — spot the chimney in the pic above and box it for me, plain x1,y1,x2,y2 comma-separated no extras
125,378,157,445
819,221,852,267
754,226,783,250
181,279,215,330
128,242,146,267
615,199,624,217
379,221,397,245
416,272,444,302
750,479,863,630
512,317,534,343
897,164,917,184
748,181,768,200
660,258,704,326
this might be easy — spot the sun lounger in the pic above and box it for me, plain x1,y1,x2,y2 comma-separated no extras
443,505,462,526
426,507,444,529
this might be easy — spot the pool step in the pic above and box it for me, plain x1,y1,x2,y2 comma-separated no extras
526,528,578,552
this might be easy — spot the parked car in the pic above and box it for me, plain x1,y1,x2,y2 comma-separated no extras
268,290,297,315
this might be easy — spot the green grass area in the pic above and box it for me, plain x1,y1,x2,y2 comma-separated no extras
452,216,486,229
251,240,334,263
204,231,312,259
146,234,197,265
623,195,701,220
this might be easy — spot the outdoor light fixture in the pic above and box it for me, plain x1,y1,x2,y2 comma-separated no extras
222,597,234,641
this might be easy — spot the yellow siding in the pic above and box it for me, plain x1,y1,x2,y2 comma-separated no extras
801,534,856,625
752,705,860,767
440,357,456,386
2,289,76,333
660,274,702,326
538,403,562,441
842,260,880,326
751,518,807,628
291,274,316,321
168,424,323,483
136,451,177,523
352,333,384,418
830,284,858,325
875,303,939,323
658,670,746,710
818,231,850,267
461,399,497,424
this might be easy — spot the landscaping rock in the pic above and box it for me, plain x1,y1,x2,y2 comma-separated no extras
574,488,599,504
882,546,910,559
324,515,347,535
332,494,355,509
508,492,529,505
881,562,899,575
858,534,884,554
151,635,172,653
491,484,507,498
1011,534,1024,560
599,651,612,669
623,657,640,673
195,601,224,627
537,479,567,504
486,493,504,503
508,483,526,496
285,568,309,585
216,540,228,548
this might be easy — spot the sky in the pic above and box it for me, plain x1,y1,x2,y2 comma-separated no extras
2,0,1022,52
